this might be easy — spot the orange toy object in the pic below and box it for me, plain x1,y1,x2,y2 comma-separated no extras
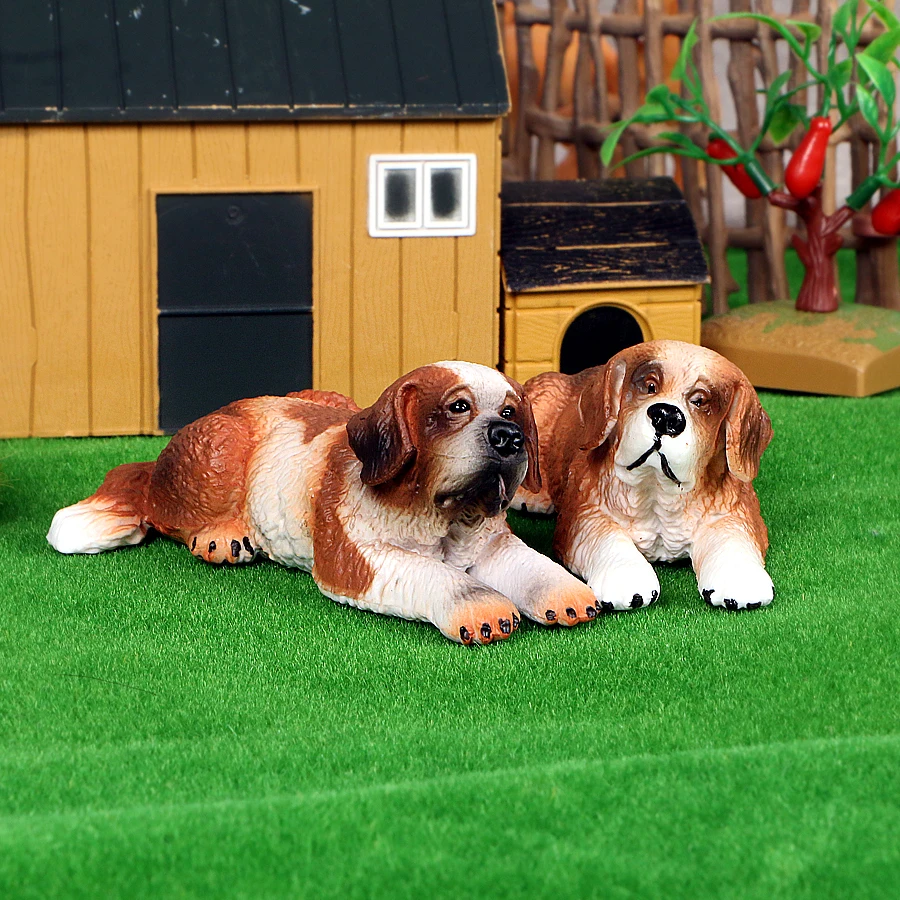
48,362,599,644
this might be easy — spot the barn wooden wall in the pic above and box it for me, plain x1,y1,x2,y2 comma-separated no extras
0,119,502,437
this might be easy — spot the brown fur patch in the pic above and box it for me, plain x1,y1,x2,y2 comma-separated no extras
283,398,355,441
286,389,362,413
311,441,375,598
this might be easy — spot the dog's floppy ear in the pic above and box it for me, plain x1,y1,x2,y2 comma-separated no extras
503,374,541,493
578,356,628,451
347,376,418,485
724,377,773,482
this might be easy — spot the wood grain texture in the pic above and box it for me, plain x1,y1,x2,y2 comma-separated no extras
88,126,143,435
457,119,501,368
247,124,299,184
637,298,700,343
140,124,194,432
515,307,570,362
400,121,459,371
352,122,402,407
28,127,91,436
0,127,35,437
193,123,248,185
299,122,354,397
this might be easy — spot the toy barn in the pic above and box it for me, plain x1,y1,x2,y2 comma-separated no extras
0,0,508,437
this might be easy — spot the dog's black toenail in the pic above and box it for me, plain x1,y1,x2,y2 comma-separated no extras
231,539,241,558
243,536,253,554
702,589,715,606
600,601,615,613
499,617,511,634
545,609,557,622
208,541,216,553
191,537,197,551
480,622,492,640
566,607,577,618
724,598,738,611
586,605,596,619
512,614,520,630
460,626,471,643
650,590,659,604
746,601,762,611
630,594,644,609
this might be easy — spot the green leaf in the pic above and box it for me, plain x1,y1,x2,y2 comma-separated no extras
864,28,900,64
765,70,793,105
865,0,900,31
656,131,707,156
768,103,804,143
857,85,881,130
645,84,673,106
600,120,630,166
832,0,858,38
858,53,896,108
830,58,854,91
670,21,698,83
786,19,821,57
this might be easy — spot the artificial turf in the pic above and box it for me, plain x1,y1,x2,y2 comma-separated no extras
0,385,898,899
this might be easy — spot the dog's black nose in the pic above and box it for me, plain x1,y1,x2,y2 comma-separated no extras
648,403,686,437
487,421,525,457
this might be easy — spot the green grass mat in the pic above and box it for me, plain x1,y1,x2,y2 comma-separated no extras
1,389,899,898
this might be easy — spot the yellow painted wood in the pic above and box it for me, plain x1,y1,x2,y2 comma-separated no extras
514,307,572,362
299,123,354,398
637,299,702,343
193,123,248,185
28,127,91,436
511,361,555,383
352,123,403,407
0,127,36,437
400,121,459,371
510,285,702,310
140,124,195,432
457,119,501,368
247,124,298,184
88,126,143,435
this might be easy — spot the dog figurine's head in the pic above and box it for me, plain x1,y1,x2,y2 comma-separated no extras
347,361,540,516
578,340,772,491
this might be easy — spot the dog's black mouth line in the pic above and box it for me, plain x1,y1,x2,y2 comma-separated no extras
625,437,682,486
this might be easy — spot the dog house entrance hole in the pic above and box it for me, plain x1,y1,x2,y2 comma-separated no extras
156,192,313,432
559,306,644,375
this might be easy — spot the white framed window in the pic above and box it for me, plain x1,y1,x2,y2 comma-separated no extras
368,154,477,237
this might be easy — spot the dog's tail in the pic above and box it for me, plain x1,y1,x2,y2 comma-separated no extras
48,462,155,555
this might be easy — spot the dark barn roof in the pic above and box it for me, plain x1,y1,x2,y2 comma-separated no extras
0,0,509,123
501,178,710,293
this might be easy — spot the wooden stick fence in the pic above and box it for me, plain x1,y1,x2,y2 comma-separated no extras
499,0,900,312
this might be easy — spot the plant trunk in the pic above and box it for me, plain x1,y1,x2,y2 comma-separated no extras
769,187,851,313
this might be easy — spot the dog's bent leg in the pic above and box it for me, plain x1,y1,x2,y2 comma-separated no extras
467,530,599,626
559,510,660,611
145,408,259,565
317,543,521,645
692,527,773,611
48,462,154,554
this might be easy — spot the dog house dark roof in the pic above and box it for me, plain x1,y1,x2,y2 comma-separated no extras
0,0,509,123
501,178,709,293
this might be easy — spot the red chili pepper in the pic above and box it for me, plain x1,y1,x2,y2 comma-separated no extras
784,116,832,200
871,189,900,235
706,139,763,199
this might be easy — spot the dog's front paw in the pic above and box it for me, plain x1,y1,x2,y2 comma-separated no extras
699,561,773,611
589,557,660,612
440,588,521,646
520,579,600,627
189,526,258,565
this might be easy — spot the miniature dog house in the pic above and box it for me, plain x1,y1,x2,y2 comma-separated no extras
501,178,709,383
0,0,508,437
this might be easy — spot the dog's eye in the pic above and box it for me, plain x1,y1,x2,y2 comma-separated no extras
690,394,708,408
646,381,658,395
448,399,471,414
500,406,515,419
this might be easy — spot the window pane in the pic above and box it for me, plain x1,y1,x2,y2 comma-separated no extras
384,168,417,223
429,167,463,223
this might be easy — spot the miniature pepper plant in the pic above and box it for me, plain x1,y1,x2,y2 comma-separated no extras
601,0,900,313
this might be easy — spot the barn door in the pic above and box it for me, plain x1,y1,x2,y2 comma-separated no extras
156,192,313,432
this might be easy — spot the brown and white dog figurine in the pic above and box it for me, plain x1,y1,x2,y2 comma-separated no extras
48,362,598,643
514,341,774,611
